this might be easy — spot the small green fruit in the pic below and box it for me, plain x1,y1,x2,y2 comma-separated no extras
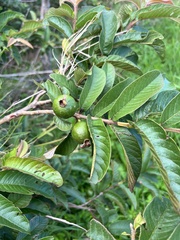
53,95,78,119
71,121,90,144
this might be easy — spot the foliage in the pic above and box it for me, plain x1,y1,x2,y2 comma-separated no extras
0,0,180,239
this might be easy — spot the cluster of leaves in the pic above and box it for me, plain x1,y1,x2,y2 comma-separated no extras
0,0,180,239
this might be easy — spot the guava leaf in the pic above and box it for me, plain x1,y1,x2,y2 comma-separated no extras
80,66,106,111
50,73,78,98
87,116,111,183
0,170,56,202
95,55,142,75
8,194,32,208
0,10,24,31
99,10,117,55
111,126,142,191
109,70,164,121
140,197,180,240
46,16,73,37
0,194,30,233
161,93,180,127
101,63,116,96
55,134,78,155
42,79,62,102
93,78,133,117
133,4,180,20
2,157,63,187
45,4,74,19
88,219,116,240
134,120,180,212
53,116,72,132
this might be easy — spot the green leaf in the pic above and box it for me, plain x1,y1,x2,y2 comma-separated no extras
161,93,180,127
134,90,179,121
89,219,116,240
53,116,72,132
42,79,62,102
99,10,117,55
45,4,74,19
133,4,180,20
50,73,78,98
101,63,116,95
46,16,73,38
0,10,24,31
0,170,56,202
134,120,180,212
140,197,180,240
55,134,78,155
93,78,133,117
0,194,30,233
8,194,32,208
2,157,63,187
111,126,142,191
109,70,164,120
76,5,105,31
12,20,43,38
87,117,111,183
95,55,142,75
80,66,106,111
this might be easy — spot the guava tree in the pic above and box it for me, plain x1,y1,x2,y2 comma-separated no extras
0,0,180,239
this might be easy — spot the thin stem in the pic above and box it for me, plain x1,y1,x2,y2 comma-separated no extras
165,128,180,134
130,223,136,240
46,215,87,232
74,113,131,128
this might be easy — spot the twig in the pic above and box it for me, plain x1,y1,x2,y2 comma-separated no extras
165,128,180,134
46,215,87,232
130,223,136,240
74,113,131,128
0,70,53,78
0,91,53,125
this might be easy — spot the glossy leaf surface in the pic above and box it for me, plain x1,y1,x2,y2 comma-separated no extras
109,71,164,120
161,93,180,127
87,117,111,184
99,10,117,55
0,194,30,233
140,197,180,240
80,66,106,111
112,126,142,191
2,157,63,187
134,120,180,211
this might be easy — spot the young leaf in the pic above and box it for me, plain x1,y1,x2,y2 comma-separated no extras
140,197,180,240
87,116,111,184
95,55,142,75
133,4,180,20
0,194,30,233
0,170,56,202
80,66,106,111
53,116,72,132
134,120,180,212
99,10,118,55
93,78,133,117
161,93,180,127
55,134,78,155
2,157,63,187
42,79,62,102
50,73,78,98
109,70,164,121
111,126,142,191
46,16,73,37
88,219,116,240
76,5,105,30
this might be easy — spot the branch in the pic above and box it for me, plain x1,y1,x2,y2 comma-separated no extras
0,70,53,78
0,91,53,125
165,128,180,134
74,113,131,128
